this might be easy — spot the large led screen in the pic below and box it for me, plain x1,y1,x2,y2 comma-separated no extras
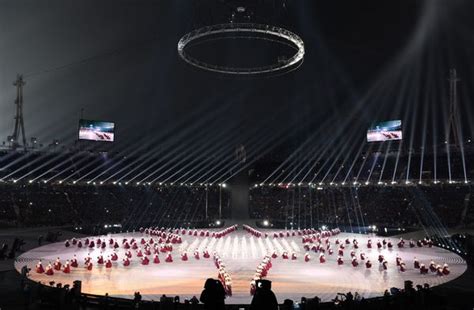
367,120,402,142
78,119,115,142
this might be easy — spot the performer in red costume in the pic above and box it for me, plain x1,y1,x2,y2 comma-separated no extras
382,260,388,270
337,256,344,265
319,253,326,263
367,239,372,249
97,255,104,264
153,254,160,264
111,253,118,261
71,255,79,268
365,260,372,268
399,262,406,272
86,261,93,271
291,252,297,260
442,264,450,275
63,260,71,273
203,250,210,258
123,257,130,267
165,253,173,263
141,256,150,265
304,253,310,262
414,257,420,269
420,264,428,274
105,259,112,268
360,253,366,261
36,260,45,273
181,252,188,261
53,258,62,271
351,257,359,267
45,263,54,275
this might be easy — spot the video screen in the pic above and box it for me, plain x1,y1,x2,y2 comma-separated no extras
367,120,402,142
78,119,115,142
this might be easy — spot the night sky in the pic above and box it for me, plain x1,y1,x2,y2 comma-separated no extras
0,0,473,157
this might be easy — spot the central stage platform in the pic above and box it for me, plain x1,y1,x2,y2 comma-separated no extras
15,227,467,304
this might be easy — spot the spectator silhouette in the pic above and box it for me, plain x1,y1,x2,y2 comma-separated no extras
250,279,278,310
199,278,226,310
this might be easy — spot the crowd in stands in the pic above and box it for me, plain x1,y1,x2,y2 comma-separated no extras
249,184,473,230
0,183,230,229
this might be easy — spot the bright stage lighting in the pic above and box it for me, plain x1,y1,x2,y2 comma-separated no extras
263,220,269,227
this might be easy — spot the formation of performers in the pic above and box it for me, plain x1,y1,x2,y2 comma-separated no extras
250,255,273,295
213,253,232,296
34,227,451,286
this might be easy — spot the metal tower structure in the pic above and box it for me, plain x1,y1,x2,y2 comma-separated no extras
446,68,460,147
10,74,28,150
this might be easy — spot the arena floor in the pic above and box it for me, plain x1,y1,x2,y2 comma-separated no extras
15,227,467,304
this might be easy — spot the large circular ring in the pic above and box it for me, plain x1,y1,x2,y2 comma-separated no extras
177,23,305,75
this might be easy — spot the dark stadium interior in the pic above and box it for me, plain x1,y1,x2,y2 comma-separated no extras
1,0,474,309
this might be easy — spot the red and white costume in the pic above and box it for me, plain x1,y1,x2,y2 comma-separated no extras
304,253,310,262
123,257,130,267
36,260,45,273
63,261,71,273
45,264,54,276
53,258,62,271
153,254,160,264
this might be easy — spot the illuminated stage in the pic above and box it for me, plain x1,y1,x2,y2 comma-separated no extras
15,228,467,304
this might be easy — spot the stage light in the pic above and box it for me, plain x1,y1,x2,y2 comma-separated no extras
59,181,63,184
365,182,369,185
216,220,221,225
136,182,140,185
13,179,17,183
125,182,129,185
341,182,346,186
391,181,397,184
113,181,117,185
87,181,91,184
73,181,77,184
29,180,33,184
405,181,411,184
222,183,227,188
100,181,103,185
321,225,327,230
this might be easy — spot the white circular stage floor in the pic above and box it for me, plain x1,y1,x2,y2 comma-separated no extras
15,228,467,304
